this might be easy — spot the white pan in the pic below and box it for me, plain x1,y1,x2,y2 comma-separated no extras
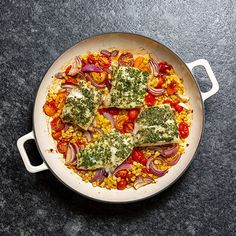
17,33,219,203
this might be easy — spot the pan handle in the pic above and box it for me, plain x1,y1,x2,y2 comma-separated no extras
187,59,219,101
17,131,48,173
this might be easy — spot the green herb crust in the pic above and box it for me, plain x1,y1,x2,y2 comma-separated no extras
134,105,179,146
77,130,133,171
104,66,149,108
62,80,103,130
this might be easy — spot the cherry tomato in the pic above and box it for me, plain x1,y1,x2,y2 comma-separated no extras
115,170,128,179
173,103,183,113
139,157,147,166
134,56,144,68
65,65,72,75
118,52,134,66
167,81,178,95
51,117,65,132
108,108,120,115
87,54,96,64
76,140,85,148
128,109,140,121
179,122,189,139
57,140,69,154
64,77,77,85
123,121,134,133
98,56,111,68
52,131,62,140
43,100,58,117
117,180,127,190
142,167,151,174
145,93,156,106
98,108,106,115
156,75,165,88
132,149,145,162
159,61,172,74
55,92,67,109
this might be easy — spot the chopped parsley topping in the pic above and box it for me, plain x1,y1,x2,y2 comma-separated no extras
62,80,103,130
104,66,149,108
77,130,133,171
134,105,179,146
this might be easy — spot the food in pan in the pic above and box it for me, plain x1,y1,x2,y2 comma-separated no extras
43,48,192,190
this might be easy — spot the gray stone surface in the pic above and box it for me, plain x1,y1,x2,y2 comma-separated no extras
0,0,235,235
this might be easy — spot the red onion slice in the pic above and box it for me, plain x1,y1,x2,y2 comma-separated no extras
111,50,119,57
164,153,181,166
75,56,82,68
91,169,108,184
81,64,103,73
83,131,92,142
133,175,154,189
161,144,179,158
149,162,168,177
146,155,168,177
61,83,77,90
103,112,115,128
100,50,111,57
55,72,64,79
64,124,70,132
113,163,132,175
85,74,106,89
147,87,166,96
149,58,159,77
65,143,76,165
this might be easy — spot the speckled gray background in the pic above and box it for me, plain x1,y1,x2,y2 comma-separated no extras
0,0,236,235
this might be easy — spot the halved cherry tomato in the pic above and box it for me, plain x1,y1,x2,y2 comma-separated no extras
178,122,189,139
43,100,58,117
132,149,145,162
65,65,72,75
145,93,156,106
118,52,134,66
87,54,96,64
64,77,77,85
173,103,183,113
117,179,127,190
163,99,175,107
98,108,106,115
98,56,111,68
142,167,151,174
51,117,65,132
76,140,85,147
134,56,144,68
108,108,120,115
156,75,165,88
115,115,129,131
128,108,140,121
167,81,178,95
52,131,62,140
123,121,134,133
57,140,69,154
115,170,128,179
139,156,147,166
159,61,172,74
55,92,67,109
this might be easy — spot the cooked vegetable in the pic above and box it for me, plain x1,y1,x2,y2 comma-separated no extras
43,48,191,191
118,52,134,66
178,121,189,139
